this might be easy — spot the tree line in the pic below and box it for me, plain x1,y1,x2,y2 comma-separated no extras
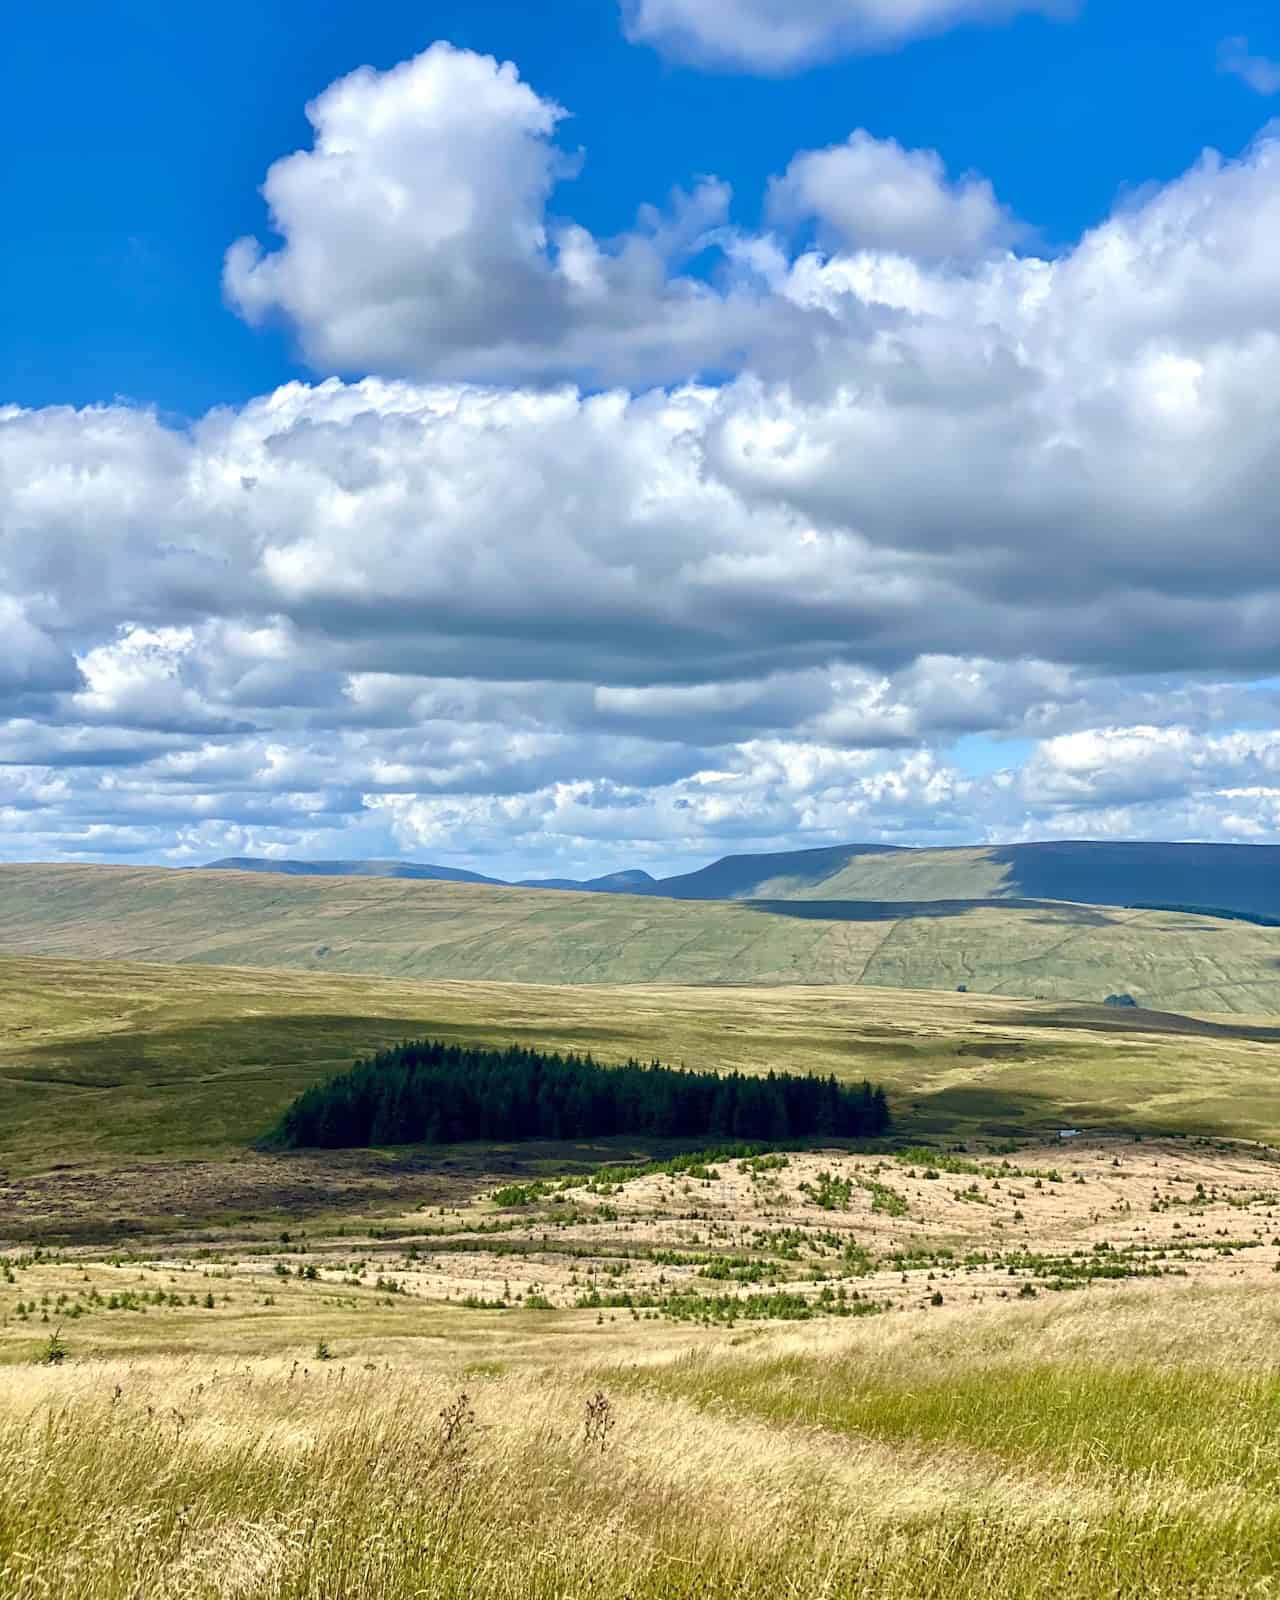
268,1039,890,1149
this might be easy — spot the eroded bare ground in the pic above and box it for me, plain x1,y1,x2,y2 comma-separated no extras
0,1138,714,1245
0,1151,498,1244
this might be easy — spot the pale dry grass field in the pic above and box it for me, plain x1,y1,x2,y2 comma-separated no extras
6,1136,1280,1362
4,1276,1280,1598
5,1136,1280,1593
1,1140,1279,1599
7,1134,1280,1355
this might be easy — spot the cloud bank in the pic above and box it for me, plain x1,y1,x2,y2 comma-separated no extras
9,43,1280,871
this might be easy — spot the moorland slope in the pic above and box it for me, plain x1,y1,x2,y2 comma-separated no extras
3,953,1280,1176
2,864,1280,1012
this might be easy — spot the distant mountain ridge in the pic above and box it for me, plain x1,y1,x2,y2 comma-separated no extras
646,844,907,901
204,857,506,886
517,869,657,894
779,840,1280,923
203,840,1280,923
205,856,655,893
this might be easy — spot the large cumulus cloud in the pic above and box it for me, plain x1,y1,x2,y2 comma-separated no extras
224,43,786,388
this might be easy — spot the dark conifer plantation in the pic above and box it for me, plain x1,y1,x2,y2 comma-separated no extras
269,1040,890,1149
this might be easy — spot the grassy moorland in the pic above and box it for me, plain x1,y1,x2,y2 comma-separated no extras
3,934,1280,1599
5,944,1280,1595
4,955,1280,1183
1,863,1280,1012
6,1135,1280,1597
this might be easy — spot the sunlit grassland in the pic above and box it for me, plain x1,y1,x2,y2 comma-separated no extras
0,1255,606,1368
626,1317,1280,1489
4,954,1280,1174
7,887,1280,1596
5,1283,1280,1598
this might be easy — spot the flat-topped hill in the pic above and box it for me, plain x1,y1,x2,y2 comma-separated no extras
650,839,1280,918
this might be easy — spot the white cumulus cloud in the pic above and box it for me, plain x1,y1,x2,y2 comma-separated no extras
225,42,779,388
620,0,1068,72
768,131,1020,258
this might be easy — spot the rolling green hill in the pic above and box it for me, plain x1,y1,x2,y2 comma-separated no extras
2,864,1280,1013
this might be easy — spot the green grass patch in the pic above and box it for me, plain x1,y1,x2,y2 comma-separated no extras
628,1348,1280,1490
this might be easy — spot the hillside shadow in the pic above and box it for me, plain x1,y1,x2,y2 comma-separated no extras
741,897,1117,925
898,1083,1084,1137
1,1009,672,1097
985,841,1279,920
897,1081,1224,1141
991,1003,1280,1044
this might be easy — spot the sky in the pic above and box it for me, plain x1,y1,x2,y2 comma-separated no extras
5,0,1280,879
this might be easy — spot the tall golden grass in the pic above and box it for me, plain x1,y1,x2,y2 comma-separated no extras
3,1282,1279,1598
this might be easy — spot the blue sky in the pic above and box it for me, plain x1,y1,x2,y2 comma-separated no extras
8,0,1277,414
5,0,1280,875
